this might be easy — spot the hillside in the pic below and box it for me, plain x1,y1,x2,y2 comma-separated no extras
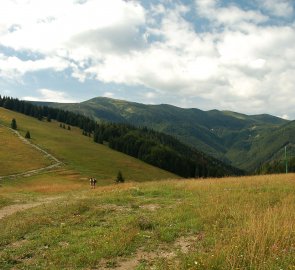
0,124,52,176
1,97,242,178
0,107,176,183
39,97,291,172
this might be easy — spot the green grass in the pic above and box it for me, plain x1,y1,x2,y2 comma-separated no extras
0,174,294,269
0,125,51,176
0,108,176,182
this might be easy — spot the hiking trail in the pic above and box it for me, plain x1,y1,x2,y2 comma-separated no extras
0,124,62,180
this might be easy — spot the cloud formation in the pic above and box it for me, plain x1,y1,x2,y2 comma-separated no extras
0,0,294,118
23,89,76,103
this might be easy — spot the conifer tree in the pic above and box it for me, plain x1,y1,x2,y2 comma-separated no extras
25,131,31,139
115,171,125,183
11,118,17,130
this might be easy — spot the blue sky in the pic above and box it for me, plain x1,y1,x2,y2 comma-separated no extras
0,0,294,119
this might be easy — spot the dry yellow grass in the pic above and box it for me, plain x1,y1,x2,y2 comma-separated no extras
0,173,294,269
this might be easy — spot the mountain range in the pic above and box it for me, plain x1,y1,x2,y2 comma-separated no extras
35,97,295,172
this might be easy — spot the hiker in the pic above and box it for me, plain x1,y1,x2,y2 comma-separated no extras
93,178,97,189
89,178,93,189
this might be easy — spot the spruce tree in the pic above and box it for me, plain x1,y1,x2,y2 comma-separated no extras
11,118,17,130
115,171,125,183
25,131,31,139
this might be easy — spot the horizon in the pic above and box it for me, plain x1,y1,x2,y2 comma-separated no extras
11,95,293,120
0,0,294,119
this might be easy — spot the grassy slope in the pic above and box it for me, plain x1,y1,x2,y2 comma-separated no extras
0,126,51,176
0,108,176,183
0,174,294,269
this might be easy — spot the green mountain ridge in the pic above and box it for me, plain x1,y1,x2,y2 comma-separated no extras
33,97,293,172
1,96,242,178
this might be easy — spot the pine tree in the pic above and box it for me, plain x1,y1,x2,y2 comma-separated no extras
25,131,31,139
115,171,125,183
11,118,17,130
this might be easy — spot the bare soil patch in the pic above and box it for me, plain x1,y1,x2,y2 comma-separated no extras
99,233,204,269
0,196,62,220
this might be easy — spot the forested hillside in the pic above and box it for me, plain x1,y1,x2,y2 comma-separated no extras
0,96,242,178
38,97,293,172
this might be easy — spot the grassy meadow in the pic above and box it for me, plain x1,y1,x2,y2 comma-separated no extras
0,107,176,183
0,108,294,269
0,174,294,269
0,125,51,176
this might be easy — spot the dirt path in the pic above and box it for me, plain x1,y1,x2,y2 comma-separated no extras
99,234,203,269
0,196,61,220
0,124,62,179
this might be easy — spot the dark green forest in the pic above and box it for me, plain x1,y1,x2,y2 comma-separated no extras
256,157,295,174
0,96,242,178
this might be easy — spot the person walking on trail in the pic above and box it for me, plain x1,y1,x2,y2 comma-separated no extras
89,178,97,189
93,178,97,189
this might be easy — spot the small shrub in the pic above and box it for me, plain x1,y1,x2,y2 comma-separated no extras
138,216,154,231
115,171,125,183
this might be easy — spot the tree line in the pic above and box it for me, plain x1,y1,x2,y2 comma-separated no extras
0,96,95,132
0,95,243,178
256,157,295,174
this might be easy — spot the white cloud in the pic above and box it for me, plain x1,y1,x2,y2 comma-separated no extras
0,0,145,52
145,92,156,99
23,89,76,103
103,92,114,98
281,114,289,120
258,0,294,17
0,53,69,80
0,0,145,75
195,0,268,27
